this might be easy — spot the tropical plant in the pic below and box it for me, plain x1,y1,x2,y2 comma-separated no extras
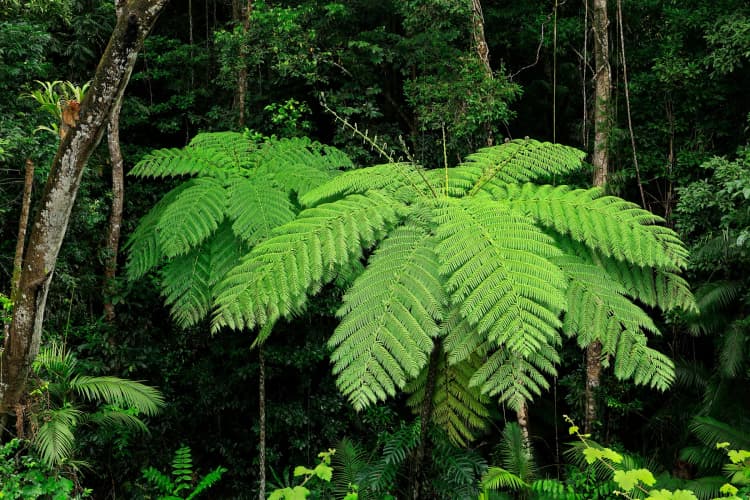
207,137,695,445
125,130,354,328
28,342,164,468
139,445,226,500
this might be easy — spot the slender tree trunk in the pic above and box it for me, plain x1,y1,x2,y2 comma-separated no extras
409,344,441,500
233,0,252,127
470,0,494,146
258,346,266,500
103,101,124,322
516,402,533,461
0,0,170,416
585,0,611,434
9,161,35,306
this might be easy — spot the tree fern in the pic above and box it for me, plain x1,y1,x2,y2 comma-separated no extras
128,132,354,327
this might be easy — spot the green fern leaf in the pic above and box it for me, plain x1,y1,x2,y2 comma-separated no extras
188,131,256,168
406,351,491,446
226,177,296,245
330,223,444,409
212,191,405,332
464,138,585,192
160,223,247,328
435,197,566,355
156,177,228,257
612,336,675,390
499,184,689,270
300,163,425,206
125,182,193,280
470,344,559,410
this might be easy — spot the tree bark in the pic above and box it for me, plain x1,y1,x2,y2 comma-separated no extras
585,0,611,434
0,0,170,416
258,346,266,500
103,101,124,322
470,0,494,146
516,401,533,461
234,0,252,127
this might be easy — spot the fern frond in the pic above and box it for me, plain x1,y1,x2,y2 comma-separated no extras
429,432,487,497
406,351,491,446
435,197,566,355
471,344,559,411
212,191,405,332
689,416,750,451
225,177,296,245
160,223,248,327
186,466,227,500
330,224,444,410
300,163,425,206
156,177,228,258
719,321,747,378
612,336,675,391
694,280,743,313
71,376,164,416
424,166,485,198
501,184,689,270
679,476,726,500
464,138,585,192
255,137,349,196
125,182,193,279
443,306,488,365
188,131,256,168
34,407,82,467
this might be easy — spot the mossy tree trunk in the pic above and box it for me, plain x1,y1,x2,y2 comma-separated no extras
0,0,170,416
585,0,611,435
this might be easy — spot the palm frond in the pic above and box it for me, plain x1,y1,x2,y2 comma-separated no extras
463,138,585,191
212,191,405,332
719,321,748,378
480,466,528,493
689,416,750,451
500,184,689,270
71,376,164,416
34,407,82,467
332,438,369,500
330,223,444,409
497,422,538,481
436,197,566,355
88,407,149,434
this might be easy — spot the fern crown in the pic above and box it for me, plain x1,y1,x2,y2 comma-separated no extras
130,134,695,446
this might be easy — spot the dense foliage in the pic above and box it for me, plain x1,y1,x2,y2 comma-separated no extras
1,0,749,498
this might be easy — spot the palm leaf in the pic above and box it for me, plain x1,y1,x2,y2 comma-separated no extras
330,223,444,409
71,376,164,415
480,467,528,493
34,407,82,467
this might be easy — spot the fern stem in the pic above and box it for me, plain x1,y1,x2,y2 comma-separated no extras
320,96,439,199
409,343,441,500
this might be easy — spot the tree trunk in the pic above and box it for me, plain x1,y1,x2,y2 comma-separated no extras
516,402,533,461
234,0,252,127
0,0,170,416
103,101,124,322
585,0,611,434
258,346,266,500
409,344,441,500
470,0,494,146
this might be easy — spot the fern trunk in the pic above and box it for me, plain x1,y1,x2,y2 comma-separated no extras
470,0,494,146
585,0,611,434
104,100,124,322
233,0,252,127
0,0,170,416
409,344,441,500
258,346,266,499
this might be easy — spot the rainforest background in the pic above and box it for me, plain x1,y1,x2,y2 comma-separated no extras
0,0,749,498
